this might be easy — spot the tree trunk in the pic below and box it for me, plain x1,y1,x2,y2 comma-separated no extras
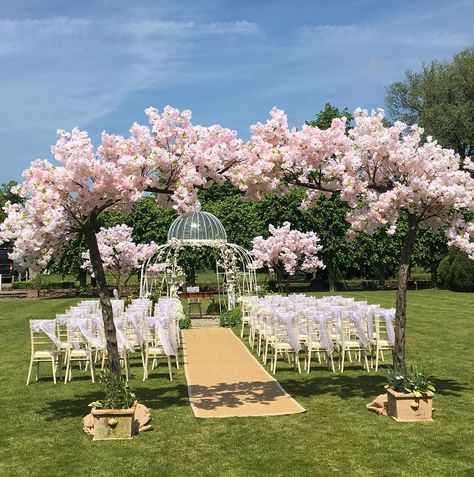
83,224,122,377
78,268,87,288
376,264,385,289
328,266,336,292
188,265,196,286
393,213,419,373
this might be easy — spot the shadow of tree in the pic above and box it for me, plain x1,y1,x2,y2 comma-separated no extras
37,382,191,421
279,374,470,400
188,380,292,410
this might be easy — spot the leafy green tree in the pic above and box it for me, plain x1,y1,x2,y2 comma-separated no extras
126,196,176,245
0,181,22,223
386,47,474,158
306,102,353,130
413,229,448,282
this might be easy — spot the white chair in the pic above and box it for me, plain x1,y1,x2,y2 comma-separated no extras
142,318,173,381
337,311,370,373
269,316,301,374
304,317,335,373
27,320,61,385
370,311,394,371
64,318,96,383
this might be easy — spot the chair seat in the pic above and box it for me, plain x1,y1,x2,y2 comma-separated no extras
33,350,57,359
342,340,364,347
305,342,323,351
147,346,166,355
69,349,90,358
271,342,293,351
371,339,392,347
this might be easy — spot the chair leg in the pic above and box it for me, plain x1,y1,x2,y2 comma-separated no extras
240,320,245,338
35,361,40,381
329,354,335,373
57,354,63,381
65,357,70,384
340,346,345,373
26,357,34,385
90,355,95,383
51,357,57,384
143,353,148,381
295,353,301,374
307,349,312,374
375,346,380,372
124,354,129,382
364,351,370,372
167,356,173,381
175,354,179,369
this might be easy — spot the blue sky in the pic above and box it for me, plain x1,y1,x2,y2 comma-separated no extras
1,0,474,183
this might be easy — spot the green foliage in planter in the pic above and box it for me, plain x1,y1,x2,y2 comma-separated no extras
438,248,474,292
386,367,436,398
179,317,192,329
219,307,241,328
89,371,136,410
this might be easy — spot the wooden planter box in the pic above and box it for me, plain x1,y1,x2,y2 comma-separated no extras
386,387,434,422
91,403,136,440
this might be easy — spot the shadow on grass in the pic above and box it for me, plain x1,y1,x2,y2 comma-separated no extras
37,382,190,421
280,374,470,400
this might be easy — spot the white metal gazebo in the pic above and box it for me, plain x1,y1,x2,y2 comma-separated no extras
139,211,257,310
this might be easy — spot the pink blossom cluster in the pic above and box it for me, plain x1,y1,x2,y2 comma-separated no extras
82,224,157,279
0,106,241,268
147,262,168,277
233,108,474,256
250,222,325,275
1,105,472,271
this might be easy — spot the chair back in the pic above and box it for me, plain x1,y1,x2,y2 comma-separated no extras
30,320,60,351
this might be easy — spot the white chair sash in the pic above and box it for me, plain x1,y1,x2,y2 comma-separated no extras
31,320,61,347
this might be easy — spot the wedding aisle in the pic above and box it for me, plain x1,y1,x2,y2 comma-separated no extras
182,328,306,418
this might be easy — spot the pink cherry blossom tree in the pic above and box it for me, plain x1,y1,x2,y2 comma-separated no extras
235,107,474,371
250,222,325,292
0,106,242,377
82,224,157,299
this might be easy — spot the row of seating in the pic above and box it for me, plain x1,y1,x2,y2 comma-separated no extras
240,295,395,374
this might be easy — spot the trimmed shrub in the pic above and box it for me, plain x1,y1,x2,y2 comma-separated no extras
206,301,227,315
219,307,241,328
438,248,474,292
179,317,192,329
12,280,77,290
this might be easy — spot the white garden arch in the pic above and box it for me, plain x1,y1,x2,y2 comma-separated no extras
139,211,257,311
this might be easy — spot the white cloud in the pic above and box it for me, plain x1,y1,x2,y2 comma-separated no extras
0,15,260,137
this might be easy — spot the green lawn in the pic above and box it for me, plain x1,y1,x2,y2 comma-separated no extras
1,290,473,477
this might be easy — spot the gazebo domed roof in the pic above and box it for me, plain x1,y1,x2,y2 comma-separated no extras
167,211,227,243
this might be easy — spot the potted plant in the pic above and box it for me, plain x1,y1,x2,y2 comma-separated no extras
385,367,436,422
89,371,137,440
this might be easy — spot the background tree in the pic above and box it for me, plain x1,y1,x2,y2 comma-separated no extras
386,46,474,159
82,224,157,298
250,222,325,292
0,181,22,223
